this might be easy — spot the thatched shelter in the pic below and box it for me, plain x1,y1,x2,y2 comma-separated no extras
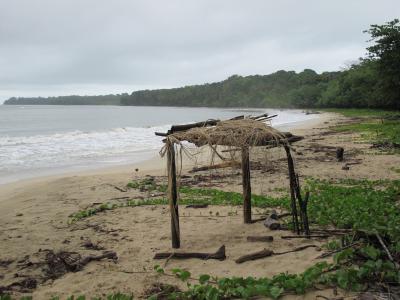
155,113,306,248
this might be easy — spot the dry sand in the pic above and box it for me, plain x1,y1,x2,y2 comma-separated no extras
1,113,399,299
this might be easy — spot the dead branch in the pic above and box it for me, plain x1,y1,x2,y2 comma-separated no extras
375,233,400,269
235,245,318,264
281,235,329,239
247,236,274,242
315,242,360,259
185,204,209,208
235,249,273,264
275,245,320,255
153,245,226,261
189,161,240,173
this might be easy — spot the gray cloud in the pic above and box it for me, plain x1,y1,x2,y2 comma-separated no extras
0,0,399,102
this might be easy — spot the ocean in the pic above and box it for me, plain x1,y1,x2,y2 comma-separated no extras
0,105,319,184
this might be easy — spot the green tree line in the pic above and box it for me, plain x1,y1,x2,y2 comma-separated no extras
4,19,399,110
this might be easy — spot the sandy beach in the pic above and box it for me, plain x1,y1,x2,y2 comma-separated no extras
1,112,399,299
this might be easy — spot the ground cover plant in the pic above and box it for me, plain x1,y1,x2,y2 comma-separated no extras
146,179,400,299
327,109,400,148
68,180,290,223
62,179,400,299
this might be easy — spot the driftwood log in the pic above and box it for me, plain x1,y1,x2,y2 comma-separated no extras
154,245,226,261
247,236,274,242
235,245,318,264
235,249,273,264
169,119,219,134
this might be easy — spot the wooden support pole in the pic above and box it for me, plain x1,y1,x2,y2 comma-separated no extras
166,139,180,248
284,145,300,234
336,147,344,162
242,147,252,224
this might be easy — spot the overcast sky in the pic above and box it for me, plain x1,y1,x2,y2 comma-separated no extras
0,0,398,102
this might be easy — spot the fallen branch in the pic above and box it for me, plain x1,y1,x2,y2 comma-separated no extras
281,235,329,239
185,204,209,209
375,233,399,270
250,217,267,223
247,236,274,242
275,245,320,255
221,148,242,153
315,242,360,259
310,229,350,236
235,245,318,264
109,196,130,201
78,251,117,269
189,161,240,173
110,185,127,192
154,245,226,261
310,228,352,233
235,249,273,264
278,212,292,219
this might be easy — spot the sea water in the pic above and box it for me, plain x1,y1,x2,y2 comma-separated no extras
0,105,319,184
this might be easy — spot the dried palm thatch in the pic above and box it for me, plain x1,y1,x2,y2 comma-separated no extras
166,118,295,148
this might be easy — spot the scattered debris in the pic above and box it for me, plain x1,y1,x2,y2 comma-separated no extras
236,245,319,264
185,204,209,209
143,283,180,300
82,240,105,250
154,245,226,261
281,235,329,239
371,141,400,150
44,250,117,279
0,278,37,294
246,236,274,242
235,249,273,264
263,210,281,230
189,161,240,173
0,259,14,267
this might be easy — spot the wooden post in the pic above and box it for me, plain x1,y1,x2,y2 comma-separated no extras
336,147,344,162
284,145,300,234
242,147,252,224
166,139,180,248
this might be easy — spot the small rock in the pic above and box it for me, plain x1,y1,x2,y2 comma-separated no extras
16,213,23,217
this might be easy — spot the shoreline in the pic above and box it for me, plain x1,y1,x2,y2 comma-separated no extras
1,110,399,298
0,112,330,189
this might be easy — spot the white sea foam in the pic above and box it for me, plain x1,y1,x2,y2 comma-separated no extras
0,125,170,177
0,106,320,184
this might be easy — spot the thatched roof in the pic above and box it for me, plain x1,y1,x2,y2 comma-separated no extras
158,117,303,148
